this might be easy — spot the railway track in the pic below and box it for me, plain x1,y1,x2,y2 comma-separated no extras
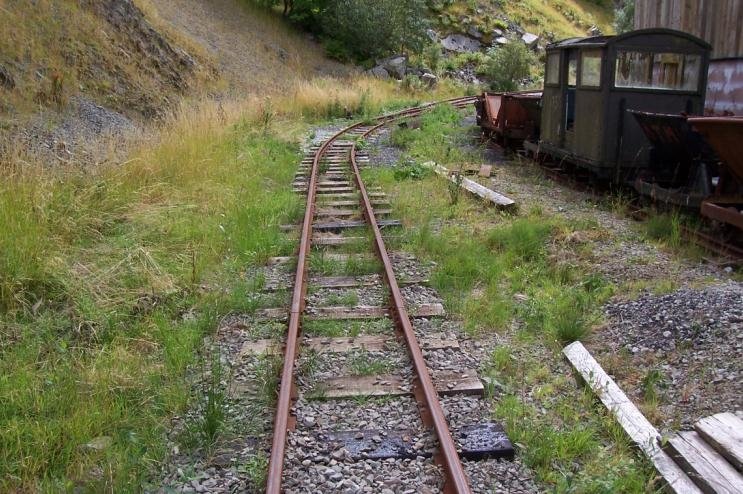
253,97,518,493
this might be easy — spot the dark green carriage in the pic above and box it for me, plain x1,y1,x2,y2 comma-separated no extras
537,28,711,181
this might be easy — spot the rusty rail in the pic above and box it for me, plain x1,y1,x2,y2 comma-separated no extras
349,123,473,493
265,97,475,494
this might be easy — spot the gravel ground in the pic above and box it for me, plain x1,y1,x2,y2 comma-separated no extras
17,96,139,166
306,284,386,308
367,127,404,168
590,281,743,430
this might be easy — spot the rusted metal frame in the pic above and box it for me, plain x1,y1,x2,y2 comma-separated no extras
265,122,365,494
348,125,473,494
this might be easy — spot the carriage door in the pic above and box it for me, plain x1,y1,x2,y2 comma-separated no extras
563,49,578,150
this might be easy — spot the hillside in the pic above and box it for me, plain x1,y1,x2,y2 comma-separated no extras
430,0,615,42
0,0,348,163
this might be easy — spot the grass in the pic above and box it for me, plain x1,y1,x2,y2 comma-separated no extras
362,104,658,492
302,318,393,337
0,107,300,490
0,72,454,489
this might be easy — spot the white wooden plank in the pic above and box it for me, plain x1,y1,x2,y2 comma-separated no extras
666,431,743,494
423,162,515,208
563,341,702,494
695,413,743,472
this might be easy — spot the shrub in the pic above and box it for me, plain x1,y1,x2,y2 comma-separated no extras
321,0,429,60
484,42,535,91
614,0,635,34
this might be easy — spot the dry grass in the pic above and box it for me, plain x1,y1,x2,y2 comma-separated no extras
144,0,349,94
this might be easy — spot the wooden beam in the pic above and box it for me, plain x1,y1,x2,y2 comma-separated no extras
563,342,702,494
313,368,482,399
239,333,460,356
423,161,515,208
665,431,743,494
695,413,743,473
256,303,445,321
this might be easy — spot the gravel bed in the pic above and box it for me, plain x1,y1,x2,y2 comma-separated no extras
422,346,480,372
391,252,434,280
293,396,424,432
306,284,385,308
401,284,442,306
296,345,411,382
282,454,443,493
366,128,404,168
440,395,490,428
463,459,540,494
593,281,743,429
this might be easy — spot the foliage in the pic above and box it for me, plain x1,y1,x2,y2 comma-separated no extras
422,43,443,73
393,162,431,181
321,0,429,60
484,42,535,91
614,0,635,34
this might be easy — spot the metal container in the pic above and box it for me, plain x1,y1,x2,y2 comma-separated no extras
476,91,542,145
689,116,743,229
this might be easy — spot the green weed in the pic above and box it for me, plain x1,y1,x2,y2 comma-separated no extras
347,349,394,375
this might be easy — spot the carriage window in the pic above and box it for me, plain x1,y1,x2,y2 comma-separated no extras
615,50,701,91
581,50,602,87
546,53,560,85
568,51,577,86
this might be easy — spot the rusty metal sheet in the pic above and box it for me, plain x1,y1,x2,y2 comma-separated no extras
689,116,743,183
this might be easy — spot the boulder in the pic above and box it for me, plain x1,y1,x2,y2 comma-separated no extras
441,34,482,53
467,26,483,39
377,55,407,79
492,28,504,37
521,32,539,48
368,66,390,79
0,64,15,90
421,73,438,88
494,36,509,45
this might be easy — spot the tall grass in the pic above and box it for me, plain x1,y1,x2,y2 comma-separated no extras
0,72,462,490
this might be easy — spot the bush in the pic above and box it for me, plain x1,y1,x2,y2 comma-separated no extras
614,0,635,34
484,42,535,91
322,0,429,60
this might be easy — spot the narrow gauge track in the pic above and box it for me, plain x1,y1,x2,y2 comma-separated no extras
263,97,495,494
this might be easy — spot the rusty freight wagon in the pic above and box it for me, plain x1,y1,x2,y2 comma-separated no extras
689,116,743,230
475,91,542,146
535,28,711,181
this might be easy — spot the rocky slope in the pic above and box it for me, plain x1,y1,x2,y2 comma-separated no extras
0,0,347,164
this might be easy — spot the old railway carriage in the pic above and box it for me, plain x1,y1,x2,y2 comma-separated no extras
538,29,711,181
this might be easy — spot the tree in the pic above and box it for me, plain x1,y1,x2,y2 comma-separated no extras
322,0,429,60
614,0,635,34
484,42,534,92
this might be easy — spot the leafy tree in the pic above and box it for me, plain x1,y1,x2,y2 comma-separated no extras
484,42,534,91
614,0,635,34
322,0,429,60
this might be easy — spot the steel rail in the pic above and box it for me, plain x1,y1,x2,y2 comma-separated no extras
348,122,473,494
266,96,475,493
265,121,366,493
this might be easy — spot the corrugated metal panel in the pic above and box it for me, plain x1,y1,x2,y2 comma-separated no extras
634,0,743,58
